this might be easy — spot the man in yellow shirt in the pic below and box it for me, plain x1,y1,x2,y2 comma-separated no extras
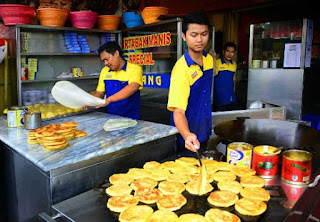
94,41,143,119
167,11,213,152
213,42,238,111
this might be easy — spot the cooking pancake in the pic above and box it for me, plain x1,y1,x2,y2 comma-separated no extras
109,173,135,185
127,168,151,179
202,159,218,166
158,180,185,195
134,187,162,204
189,172,215,183
240,187,270,201
106,195,139,213
175,157,199,166
167,173,190,184
207,190,239,207
178,214,206,222
149,168,171,181
212,171,236,182
240,175,265,188
119,205,154,222
205,208,240,222
230,167,256,177
169,164,199,175
204,165,219,175
75,130,87,138
185,181,213,195
146,209,178,222
130,177,158,191
157,194,187,211
106,184,133,197
235,198,267,216
217,180,243,194
161,161,182,170
143,161,162,171
215,162,232,171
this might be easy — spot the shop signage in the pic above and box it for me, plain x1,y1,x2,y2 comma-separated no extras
123,32,172,89
123,32,171,66
143,73,170,89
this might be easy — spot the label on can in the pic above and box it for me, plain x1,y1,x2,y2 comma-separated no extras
227,142,253,168
7,107,26,127
73,67,84,77
252,145,280,178
281,150,312,185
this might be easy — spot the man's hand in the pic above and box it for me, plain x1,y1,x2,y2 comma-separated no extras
96,97,111,108
184,132,200,152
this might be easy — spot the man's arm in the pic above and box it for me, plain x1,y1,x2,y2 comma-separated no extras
94,91,105,99
105,82,140,106
173,108,200,152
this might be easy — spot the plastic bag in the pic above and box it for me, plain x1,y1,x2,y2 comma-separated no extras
51,81,105,108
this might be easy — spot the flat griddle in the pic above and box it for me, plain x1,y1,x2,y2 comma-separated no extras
51,154,289,222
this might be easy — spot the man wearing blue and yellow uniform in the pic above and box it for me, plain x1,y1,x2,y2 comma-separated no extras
213,42,238,111
167,11,213,152
94,41,143,119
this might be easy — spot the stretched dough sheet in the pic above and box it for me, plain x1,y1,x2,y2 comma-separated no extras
103,119,137,131
51,81,105,108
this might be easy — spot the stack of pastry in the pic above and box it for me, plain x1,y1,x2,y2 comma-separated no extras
27,121,87,151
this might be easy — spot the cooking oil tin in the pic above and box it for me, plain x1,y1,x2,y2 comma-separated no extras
227,142,253,168
281,149,312,185
7,106,27,127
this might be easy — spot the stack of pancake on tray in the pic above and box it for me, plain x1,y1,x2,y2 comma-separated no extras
105,157,271,222
27,121,87,151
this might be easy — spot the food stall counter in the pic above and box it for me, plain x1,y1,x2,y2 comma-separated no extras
0,111,178,222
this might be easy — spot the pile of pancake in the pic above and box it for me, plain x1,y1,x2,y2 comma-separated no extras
27,121,87,151
106,157,271,221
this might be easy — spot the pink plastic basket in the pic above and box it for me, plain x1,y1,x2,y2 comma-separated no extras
0,4,35,25
70,11,98,29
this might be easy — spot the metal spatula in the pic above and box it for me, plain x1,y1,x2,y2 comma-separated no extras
194,146,207,195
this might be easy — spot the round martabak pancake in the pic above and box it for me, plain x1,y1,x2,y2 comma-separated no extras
205,208,240,222
107,195,139,213
158,180,185,195
235,198,267,216
207,190,239,207
106,184,133,197
146,210,178,222
134,187,162,204
157,194,187,211
119,205,154,222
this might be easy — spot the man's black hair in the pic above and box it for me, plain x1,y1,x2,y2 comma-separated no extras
223,42,237,52
182,11,210,34
98,41,124,58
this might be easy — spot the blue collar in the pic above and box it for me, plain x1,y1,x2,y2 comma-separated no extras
108,60,127,72
184,49,208,67
221,57,233,64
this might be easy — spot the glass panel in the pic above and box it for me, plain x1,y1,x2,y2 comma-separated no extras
252,20,303,68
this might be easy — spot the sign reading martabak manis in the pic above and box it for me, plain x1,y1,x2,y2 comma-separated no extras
123,32,172,89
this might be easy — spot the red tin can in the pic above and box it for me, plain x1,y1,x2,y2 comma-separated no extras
252,145,281,178
281,150,312,185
